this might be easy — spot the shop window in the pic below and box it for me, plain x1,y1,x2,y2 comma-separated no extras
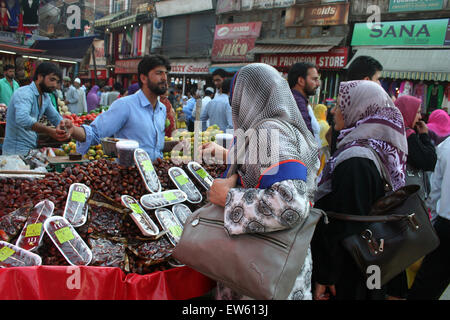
228,16,234,23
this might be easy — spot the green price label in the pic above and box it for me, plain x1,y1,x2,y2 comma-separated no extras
142,160,154,172
169,225,183,238
54,227,75,244
71,191,86,203
0,246,15,262
25,223,42,238
163,192,178,202
130,203,144,214
175,175,189,186
196,168,208,179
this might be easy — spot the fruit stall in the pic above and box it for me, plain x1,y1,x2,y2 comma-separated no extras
0,99,230,299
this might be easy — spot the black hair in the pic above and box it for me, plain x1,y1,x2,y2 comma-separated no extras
113,82,123,91
33,62,62,81
287,62,317,89
138,54,171,88
3,64,14,72
346,56,383,81
212,68,227,78
222,78,231,95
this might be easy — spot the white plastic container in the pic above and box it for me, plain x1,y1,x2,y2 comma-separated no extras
154,208,184,246
63,183,91,227
134,148,161,193
0,241,42,268
16,200,54,252
121,195,160,237
116,140,139,167
140,190,188,210
44,216,92,266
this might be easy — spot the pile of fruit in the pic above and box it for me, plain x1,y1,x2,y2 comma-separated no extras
163,125,223,161
59,141,107,161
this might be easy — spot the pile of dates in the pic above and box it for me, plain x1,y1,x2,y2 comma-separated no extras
0,158,226,274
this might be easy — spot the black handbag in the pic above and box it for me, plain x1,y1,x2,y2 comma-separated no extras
326,185,440,286
405,163,429,202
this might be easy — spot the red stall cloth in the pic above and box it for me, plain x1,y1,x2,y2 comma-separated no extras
0,266,215,300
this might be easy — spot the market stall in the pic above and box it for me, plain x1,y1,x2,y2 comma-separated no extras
0,123,226,299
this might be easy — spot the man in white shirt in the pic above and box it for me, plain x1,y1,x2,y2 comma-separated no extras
408,136,450,300
192,87,214,123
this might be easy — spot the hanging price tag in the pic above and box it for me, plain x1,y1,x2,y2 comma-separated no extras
196,168,208,179
0,246,15,262
25,223,43,238
71,191,86,203
54,227,75,244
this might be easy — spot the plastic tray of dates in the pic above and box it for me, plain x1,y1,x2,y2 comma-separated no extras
44,216,92,266
0,241,42,268
63,183,91,227
168,167,202,204
121,195,160,237
155,208,184,246
187,161,214,190
15,200,54,252
172,204,193,226
134,148,162,193
140,190,187,210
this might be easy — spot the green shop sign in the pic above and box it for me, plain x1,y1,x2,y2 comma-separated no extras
352,19,450,46
389,0,443,13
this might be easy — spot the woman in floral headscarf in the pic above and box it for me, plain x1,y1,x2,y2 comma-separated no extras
312,80,408,300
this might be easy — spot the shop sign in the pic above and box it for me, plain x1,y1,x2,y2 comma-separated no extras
285,2,349,27
216,0,240,14
89,40,106,68
151,18,163,52
259,47,348,69
352,19,450,46
241,0,295,10
212,22,262,62
155,0,213,18
115,59,141,74
389,0,444,13
170,61,210,74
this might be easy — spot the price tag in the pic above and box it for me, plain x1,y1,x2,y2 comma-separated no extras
142,160,154,172
169,225,183,238
130,203,144,214
175,174,189,186
196,168,208,179
54,227,75,244
71,191,86,203
163,192,177,202
0,246,15,262
25,223,42,238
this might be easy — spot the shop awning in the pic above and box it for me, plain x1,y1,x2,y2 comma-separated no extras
93,11,127,28
209,63,249,74
0,42,45,55
30,36,96,62
110,14,138,29
346,49,450,81
248,45,334,55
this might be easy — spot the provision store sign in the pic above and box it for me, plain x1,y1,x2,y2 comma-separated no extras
212,22,262,62
352,18,450,46
170,61,210,74
115,59,141,74
259,47,348,70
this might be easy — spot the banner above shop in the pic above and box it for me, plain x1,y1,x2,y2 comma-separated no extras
389,0,444,13
155,0,214,18
285,2,349,27
89,39,106,68
259,47,348,70
212,22,262,62
352,18,450,47
115,59,141,74
170,61,210,74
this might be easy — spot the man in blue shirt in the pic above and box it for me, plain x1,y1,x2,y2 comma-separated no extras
182,87,197,132
66,55,171,161
200,78,233,132
2,62,69,155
